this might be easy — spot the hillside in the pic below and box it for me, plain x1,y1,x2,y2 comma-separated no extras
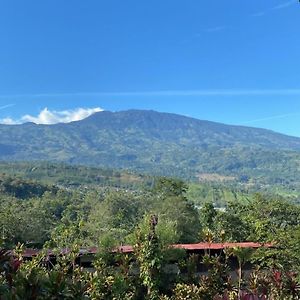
1,110,300,188
0,161,265,206
0,161,152,190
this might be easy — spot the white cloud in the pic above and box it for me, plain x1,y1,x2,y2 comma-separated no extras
0,103,15,110
250,1,296,17
0,117,17,125
271,0,295,10
243,113,300,124
1,89,300,102
0,107,104,125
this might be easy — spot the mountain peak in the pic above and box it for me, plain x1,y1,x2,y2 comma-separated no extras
1,109,300,183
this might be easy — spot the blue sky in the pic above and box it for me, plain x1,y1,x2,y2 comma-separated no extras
0,1,300,136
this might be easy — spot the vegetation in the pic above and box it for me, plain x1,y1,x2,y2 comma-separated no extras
1,170,300,298
1,161,300,208
2,110,300,193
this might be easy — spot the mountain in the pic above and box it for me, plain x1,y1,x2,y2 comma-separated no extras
1,109,300,187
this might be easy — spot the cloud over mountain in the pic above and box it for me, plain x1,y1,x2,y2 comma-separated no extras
0,107,104,125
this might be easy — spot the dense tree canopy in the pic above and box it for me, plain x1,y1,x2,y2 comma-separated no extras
2,171,300,299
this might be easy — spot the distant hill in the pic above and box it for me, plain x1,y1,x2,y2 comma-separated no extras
0,173,58,199
1,109,300,188
0,161,151,190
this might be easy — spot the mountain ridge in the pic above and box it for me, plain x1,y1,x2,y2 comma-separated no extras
2,109,300,141
71,109,300,151
1,109,300,186
81,109,299,139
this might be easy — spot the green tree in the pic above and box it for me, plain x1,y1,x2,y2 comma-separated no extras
134,215,162,300
86,191,142,243
199,201,217,229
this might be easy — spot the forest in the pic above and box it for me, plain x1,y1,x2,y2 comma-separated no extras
1,165,300,299
1,0,299,297
2,110,300,192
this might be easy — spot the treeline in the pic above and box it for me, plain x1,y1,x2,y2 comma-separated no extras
0,175,58,199
1,175,300,298
0,162,152,190
2,161,298,210
1,161,300,201
0,177,200,248
1,175,300,249
1,207,300,299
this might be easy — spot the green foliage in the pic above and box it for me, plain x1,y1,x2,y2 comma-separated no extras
187,183,252,208
86,246,135,300
133,215,162,300
86,191,142,244
156,195,201,243
154,177,188,197
199,202,217,229
153,178,201,243
0,197,55,248
172,283,205,299
2,110,300,193
1,198,300,299
0,161,152,191
0,173,57,199
2,167,300,298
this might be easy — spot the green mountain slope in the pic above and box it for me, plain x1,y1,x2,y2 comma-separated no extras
0,161,278,208
1,109,300,187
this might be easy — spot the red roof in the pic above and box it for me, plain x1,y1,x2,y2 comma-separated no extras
173,242,272,251
20,242,271,258
115,245,134,253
